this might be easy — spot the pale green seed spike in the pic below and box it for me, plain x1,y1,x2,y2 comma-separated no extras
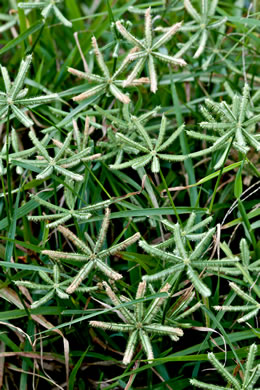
190,378,227,390
200,118,230,129
58,225,92,255
123,330,138,365
235,126,248,152
109,84,130,104
157,124,185,152
232,95,240,120
201,0,208,19
103,281,134,324
123,57,146,87
95,258,122,280
240,238,250,267
151,156,159,173
152,22,182,51
94,208,110,254
53,131,72,162
31,291,55,309
229,282,258,305
42,250,88,262
10,55,32,99
18,2,47,9
1,66,11,93
11,105,34,128
244,344,257,387
52,5,72,27
152,51,186,66
135,281,146,323
72,84,106,102
54,165,84,182
157,153,186,162
148,55,157,93
64,179,75,211
243,131,260,151
143,264,184,282
208,353,241,390
100,233,141,258
194,29,208,59
29,129,51,162
189,228,215,261
143,283,171,324
220,101,236,121
186,266,211,297
14,281,52,290
110,157,141,170
175,302,202,320
237,308,259,323
115,133,148,153
116,21,145,49
239,83,250,124
67,67,104,83
132,155,152,169
187,216,213,234
214,305,256,312
208,0,219,16
16,93,58,106
174,224,188,259
53,264,60,285
139,240,182,264
29,194,67,214
139,329,154,363
46,215,72,229
145,7,152,48
90,321,134,332
36,166,53,180
144,324,183,337
248,368,260,389
66,261,95,294
184,0,201,23
155,115,167,151
133,118,153,150
56,288,70,300
200,105,216,123
185,212,196,232
41,4,52,19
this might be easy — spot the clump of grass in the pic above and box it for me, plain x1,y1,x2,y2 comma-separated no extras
0,0,259,389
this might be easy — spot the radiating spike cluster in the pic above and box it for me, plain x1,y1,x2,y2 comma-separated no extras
187,83,260,162
190,344,259,389
139,219,240,297
90,280,183,365
18,0,72,27
41,209,141,293
109,115,186,173
15,264,98,308
15,129,99,183
214,281,259,323
0,55,58,128
115,8,186,93
68,34,149,104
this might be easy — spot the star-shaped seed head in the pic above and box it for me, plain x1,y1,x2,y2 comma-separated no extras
116,7,186,93
0,55,57,127
187,83,260,164
190,344,259,389
42,209,140,293
90,281,183,365
109,115,186,172
15,264,98,308
18,0,72,27
68,37,149,104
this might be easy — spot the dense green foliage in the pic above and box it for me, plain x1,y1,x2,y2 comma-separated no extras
0,0,259,389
